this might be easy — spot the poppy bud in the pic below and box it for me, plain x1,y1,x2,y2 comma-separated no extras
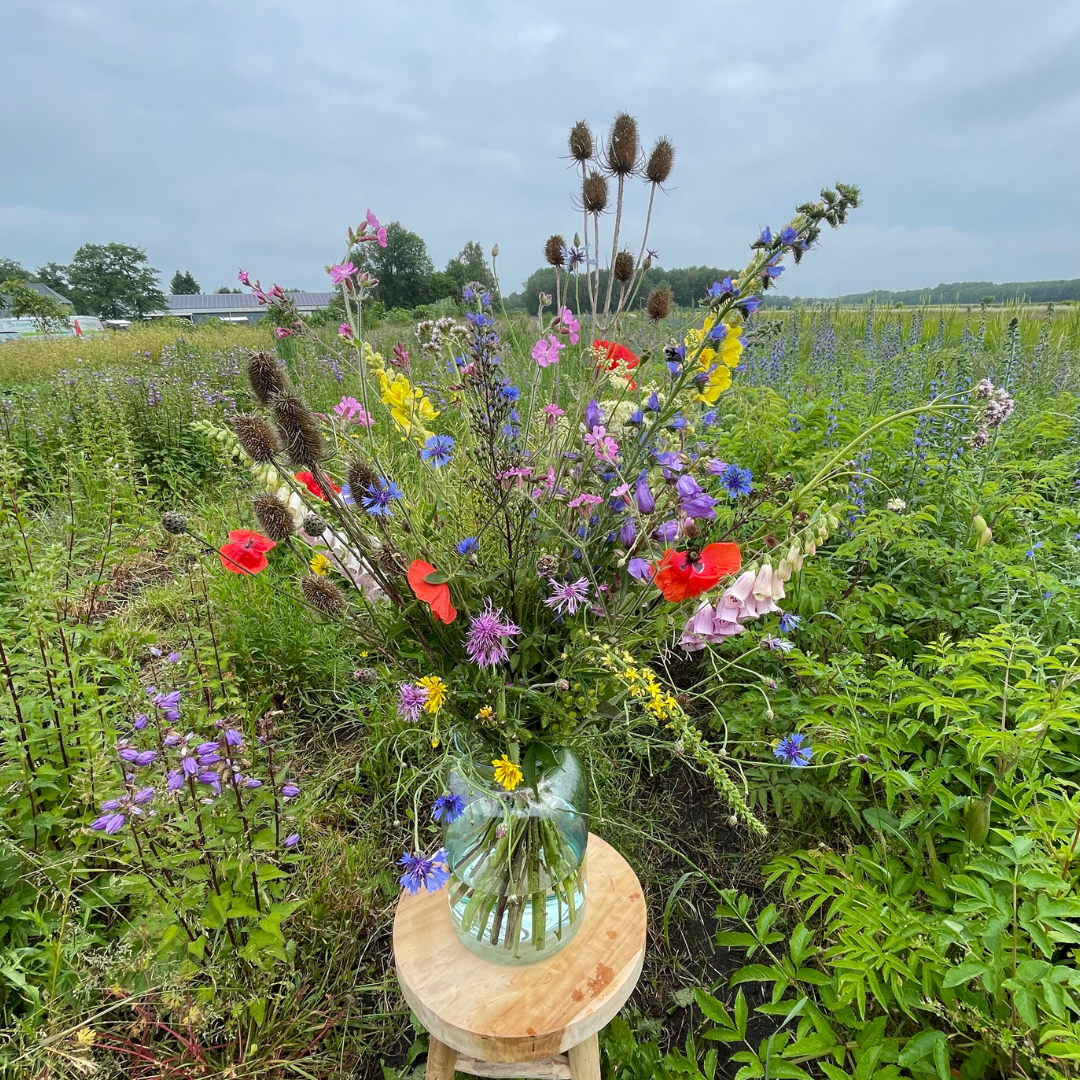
491,243,499,258
977,526,993,548
302,513,328,536
972,514,987,533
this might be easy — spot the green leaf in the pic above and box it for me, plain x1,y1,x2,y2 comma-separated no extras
789,923,813,965
422,570,449,585
942,961,990,988
734,989,748,1039
693,989,732,1027
898,1029,946,1068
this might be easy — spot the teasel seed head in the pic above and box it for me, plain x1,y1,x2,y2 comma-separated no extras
606,112,639,176
302,574,345,617
645,137,674,185
252,492,295,541
374,541,406,575
232,413,281,462
161,511,189,535
346,458,379,497
544,235,566,267
568,120,594,162
582,170,609,214
302,513,328,537
646,286,673,322
271,392,323,467
613,250,635,284
247,351,288,406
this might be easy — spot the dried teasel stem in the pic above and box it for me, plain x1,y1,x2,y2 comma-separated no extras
601,113,639,325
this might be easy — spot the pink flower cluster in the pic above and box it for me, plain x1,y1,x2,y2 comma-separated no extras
532,334,564,368
583,425,620,463
333,395,374,426
679,565,787,651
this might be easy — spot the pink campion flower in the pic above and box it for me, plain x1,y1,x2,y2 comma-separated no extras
567,492,604,515
237,269,251,286
541,404,565,427
584,425,619,463
253,287,268,304
275,327,292,339
532,334,564,368
366,209,381,231
330,262,357,284
531,466,558,500
338,322,354,339
270,284,286,301
557,306,581,345
334,395,361,419
377,226,388,247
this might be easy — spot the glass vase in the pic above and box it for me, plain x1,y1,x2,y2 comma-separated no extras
443,747,589,965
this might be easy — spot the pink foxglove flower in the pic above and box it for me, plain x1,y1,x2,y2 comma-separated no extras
679,599,745,651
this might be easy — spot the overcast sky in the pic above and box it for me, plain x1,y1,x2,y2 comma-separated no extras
3,0,1078,299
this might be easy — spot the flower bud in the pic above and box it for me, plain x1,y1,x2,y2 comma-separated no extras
977,526,993,548
972,514,987,532
491,243,499,258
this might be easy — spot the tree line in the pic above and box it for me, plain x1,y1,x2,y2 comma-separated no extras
765,278,1080,308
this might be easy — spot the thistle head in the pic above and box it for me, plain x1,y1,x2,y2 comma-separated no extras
582,171,609,214
271,392,323,467
233,413,281,463
161,511,188,535
568,120,594,162
302,574,345,617
544,235,566,268
252,493,295,541
606,112,639,176
247,351,287,405
646,286,673,322
645,137,674,185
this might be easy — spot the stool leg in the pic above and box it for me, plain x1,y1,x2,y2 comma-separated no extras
425,1036,458,1080
567,1032,600,1080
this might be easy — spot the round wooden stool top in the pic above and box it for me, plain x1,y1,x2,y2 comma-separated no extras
394,833,647,1064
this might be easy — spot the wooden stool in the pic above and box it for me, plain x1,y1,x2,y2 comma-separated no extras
394,834,647,1080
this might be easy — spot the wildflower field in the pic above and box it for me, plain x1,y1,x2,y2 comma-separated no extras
4,293,1080,1080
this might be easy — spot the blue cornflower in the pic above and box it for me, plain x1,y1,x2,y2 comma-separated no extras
720,464,753,498
774,733,812,767
432,794,466,825
456,536,478,555
398,848,450,895
778,611,801,635
362,478,403,516
421,434,455,467
779,226,799,245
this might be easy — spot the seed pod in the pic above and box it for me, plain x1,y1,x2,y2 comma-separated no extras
302,574,345,617
302,513,328,537
346,459,379,497
568,120,593,162
606,112,639,176
613,250,634,283
544,235,565,267
161,511,188,535
233,413,281,463
535,553,559,577
271,392,323,467
247,351,287,405
374,542,406,575
252,492,295,541
977,526,993,548
963,795,990,847
582,170,609,214
971,514,987,533
645,137,674,185
646,286,673,322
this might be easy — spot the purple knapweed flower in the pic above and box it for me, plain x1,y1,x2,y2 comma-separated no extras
397,683,430,722
543,577,591,616
465,601,522,669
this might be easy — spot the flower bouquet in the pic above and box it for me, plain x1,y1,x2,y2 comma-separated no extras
179,115,869,963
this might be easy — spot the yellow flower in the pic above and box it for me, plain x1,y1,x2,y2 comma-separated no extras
685,316,744,404
492,754,523,791
375,366,439,440
431,736,441,748
417,675,447,714
477,705,495,723
309,552,332,576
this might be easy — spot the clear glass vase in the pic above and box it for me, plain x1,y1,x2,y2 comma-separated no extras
443,747,589,965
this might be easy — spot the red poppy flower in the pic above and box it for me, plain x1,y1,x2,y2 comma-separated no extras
653,543,741,602
219,529,276,575
594,340,640,388
407,559,457,624
295,471,341,502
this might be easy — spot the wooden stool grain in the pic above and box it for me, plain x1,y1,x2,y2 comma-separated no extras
394,834,646,1080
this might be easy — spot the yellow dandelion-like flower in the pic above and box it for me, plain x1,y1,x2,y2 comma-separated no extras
431,736,440,748
417,675,447,714
477,705,495,723
492,754,523,791
309,552,332,576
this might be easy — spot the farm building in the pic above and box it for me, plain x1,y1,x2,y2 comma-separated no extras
158,292,334,325
0,282,74,316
